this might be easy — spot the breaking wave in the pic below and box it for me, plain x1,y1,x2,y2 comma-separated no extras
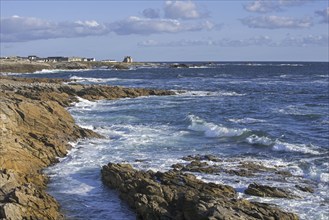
70,76,120,83
187,114,248,138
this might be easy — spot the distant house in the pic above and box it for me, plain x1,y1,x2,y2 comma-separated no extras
122,56,133,63
82,58,96,62
68,57,83,62
28,55,38,61
45,56,69,62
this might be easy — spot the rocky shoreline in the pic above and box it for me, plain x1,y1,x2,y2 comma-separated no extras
0,76,174,219
101,161,299,219
0,75,302,219
0,60,154,73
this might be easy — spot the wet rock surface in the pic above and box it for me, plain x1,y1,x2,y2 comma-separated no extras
102,162,299,220
0,76,174,219
245,183,297,199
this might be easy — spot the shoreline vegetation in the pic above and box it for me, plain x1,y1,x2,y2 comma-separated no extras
0,70,299,218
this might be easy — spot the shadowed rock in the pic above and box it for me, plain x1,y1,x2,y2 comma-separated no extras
245,183,298,199
102,162,299,220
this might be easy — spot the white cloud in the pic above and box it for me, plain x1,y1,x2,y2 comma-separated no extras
315,7,329,23
75,20,100,27
109,16,214,35
279,34,329,47
138,35,328,47
244,1,280,13
241,15,313,29
164,1,207,19
0,16,109,42
244,0,314,13
138,39,214,47
0,14,217,42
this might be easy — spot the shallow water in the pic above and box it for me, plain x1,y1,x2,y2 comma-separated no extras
20,62,328,219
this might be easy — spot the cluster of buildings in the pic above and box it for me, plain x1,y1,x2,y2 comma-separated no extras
1,55,133,63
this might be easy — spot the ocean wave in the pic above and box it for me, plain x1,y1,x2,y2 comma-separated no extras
229,118,266,124
272,141,322,155
178,90,245,97
245,134,273,146
70,76,120,83
34,69,91,74
320,173,329,183
275,105,323,117
187,114,248,137
73,97,97,109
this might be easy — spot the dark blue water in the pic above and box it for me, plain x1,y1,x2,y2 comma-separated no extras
12,62,329,219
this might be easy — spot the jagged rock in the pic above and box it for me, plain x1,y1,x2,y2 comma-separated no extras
245,183,297,199
295,185,314,193
102,162,299,220
181,154,222,162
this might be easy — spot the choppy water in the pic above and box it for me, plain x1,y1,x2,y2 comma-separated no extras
16,62,329,219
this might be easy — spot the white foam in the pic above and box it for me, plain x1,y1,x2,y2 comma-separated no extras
229,118,266,124
187,115,248,137
70,76,120,83
246,134,273,146
62,182,94,195
177,90,245,97
73,97,97,109
272,141,321,155
34,69,91,74
79,124,95,130
189,66,210,69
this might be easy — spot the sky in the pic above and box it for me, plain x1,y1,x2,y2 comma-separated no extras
0,0,328,62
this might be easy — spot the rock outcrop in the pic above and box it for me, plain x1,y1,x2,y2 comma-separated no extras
102,163,299,220
245,183,297,199
0,76,174,219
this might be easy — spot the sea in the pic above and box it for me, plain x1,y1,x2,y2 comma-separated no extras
10,62,329,219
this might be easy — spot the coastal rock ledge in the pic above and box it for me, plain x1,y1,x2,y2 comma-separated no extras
101,163,299,220
0,76,174,219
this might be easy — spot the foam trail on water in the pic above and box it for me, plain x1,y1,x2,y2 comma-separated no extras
70,76,120,83
229,118,266,124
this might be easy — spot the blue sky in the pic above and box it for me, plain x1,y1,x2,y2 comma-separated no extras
1,0,328,61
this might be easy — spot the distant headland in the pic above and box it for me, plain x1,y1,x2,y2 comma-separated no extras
0,55,215,74
0,55,143,73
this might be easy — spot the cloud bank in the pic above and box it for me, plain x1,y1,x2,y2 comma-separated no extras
1,15,215,42
109,16,214,35
241,15,312,29
1,1,215,42
139,35,328,47
0,15,109,42
244,0,314,13
164,1,208,19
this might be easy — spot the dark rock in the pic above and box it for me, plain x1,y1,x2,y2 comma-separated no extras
295,185,314,193
224,169,254,177
170,63,189,68
245,183,297,199
102,163,299,220
238,162,276,172
276,170,294,177
182,160,219,174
